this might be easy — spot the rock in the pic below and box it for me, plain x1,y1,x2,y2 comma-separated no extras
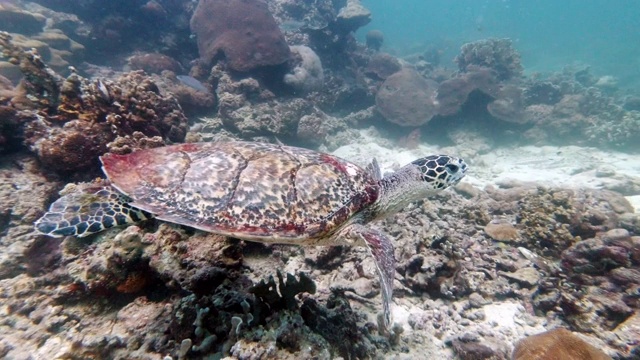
352,277,376,298
608,267,640,285
128,53,183,74
561,238,630,274
610,313,640,359
468,292,489,308
512,328,612,360
451,338,505,360
500,267,540,287
375,68,438,126
190,0,290,72
455,38,523,81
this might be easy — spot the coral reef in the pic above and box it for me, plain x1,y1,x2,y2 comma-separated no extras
24,70,188,172
455,38,523,81
1,33,188,173
1,1,639,359
517,67,640,150
190,0,290,72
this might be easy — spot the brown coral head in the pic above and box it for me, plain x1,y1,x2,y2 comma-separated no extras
190,0,290,72
512,328,612,360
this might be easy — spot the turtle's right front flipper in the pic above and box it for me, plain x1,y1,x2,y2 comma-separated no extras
35,182,151,238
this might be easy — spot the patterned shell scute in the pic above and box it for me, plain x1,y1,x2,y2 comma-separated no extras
101,141,379,239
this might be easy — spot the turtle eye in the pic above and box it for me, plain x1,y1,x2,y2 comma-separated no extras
445,164,459,173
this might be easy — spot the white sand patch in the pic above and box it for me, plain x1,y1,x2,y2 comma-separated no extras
391,304,412,332
626,196,640,213
332,130,640,213
482,302,522,329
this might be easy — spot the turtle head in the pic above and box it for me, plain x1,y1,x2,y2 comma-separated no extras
411,155,468,190
374,154,468,219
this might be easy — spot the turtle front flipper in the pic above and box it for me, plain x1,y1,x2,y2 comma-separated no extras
341,223,395,331
35,183,151,238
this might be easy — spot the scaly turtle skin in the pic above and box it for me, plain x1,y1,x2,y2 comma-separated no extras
35,141,468,329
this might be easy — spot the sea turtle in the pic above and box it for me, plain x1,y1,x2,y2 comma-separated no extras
35,141,468,329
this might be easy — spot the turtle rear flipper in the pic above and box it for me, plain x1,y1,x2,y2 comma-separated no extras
35,183,150,238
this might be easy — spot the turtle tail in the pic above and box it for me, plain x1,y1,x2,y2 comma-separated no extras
35,183,151,238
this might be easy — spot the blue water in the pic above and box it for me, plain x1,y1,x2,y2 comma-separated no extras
359,0,640,88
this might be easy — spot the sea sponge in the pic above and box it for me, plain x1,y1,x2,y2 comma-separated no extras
284,45,324,93
512,328,612,360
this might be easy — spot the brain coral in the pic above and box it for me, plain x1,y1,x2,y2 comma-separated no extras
375,68,438,126
190,0,290,72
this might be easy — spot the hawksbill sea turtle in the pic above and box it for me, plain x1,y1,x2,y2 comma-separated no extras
35,141,468,329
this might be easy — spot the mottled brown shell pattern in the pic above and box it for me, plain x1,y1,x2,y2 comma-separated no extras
101,141,379,242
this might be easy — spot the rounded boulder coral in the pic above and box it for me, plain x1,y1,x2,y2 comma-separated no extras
375,68,438,126
284,45,324,93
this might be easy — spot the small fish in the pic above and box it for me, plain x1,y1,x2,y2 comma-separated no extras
97,79,111,102
176,75,209,93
